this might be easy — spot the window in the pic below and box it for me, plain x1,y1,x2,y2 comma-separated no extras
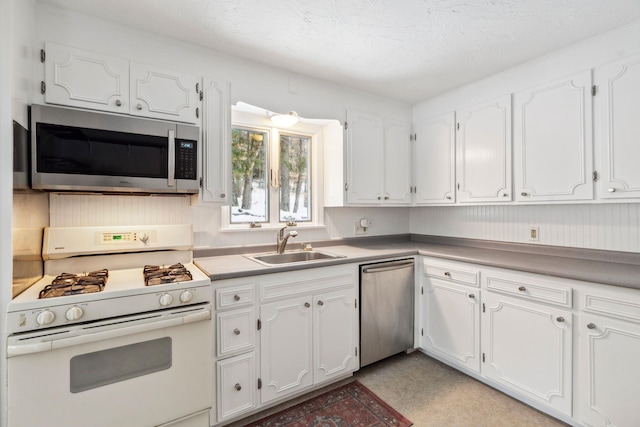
230,126,312,225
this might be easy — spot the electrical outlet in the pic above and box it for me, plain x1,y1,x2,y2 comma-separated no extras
355,221,367,235
529,226,539,241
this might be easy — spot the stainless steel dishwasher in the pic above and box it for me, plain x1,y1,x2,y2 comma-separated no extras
360,258,415,367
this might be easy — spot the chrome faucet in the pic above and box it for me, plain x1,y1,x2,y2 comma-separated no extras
276,226,298,254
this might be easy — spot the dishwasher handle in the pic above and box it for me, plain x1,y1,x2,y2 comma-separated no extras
361,260,414,274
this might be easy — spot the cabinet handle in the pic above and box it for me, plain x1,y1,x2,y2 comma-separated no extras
235,383,242,391
136,103,143,110
608,188,616,193
521,192,528,196
468,294,475,299
556,317,565,323
444,272,451,277
587,323,596,329
233,295,240,301
518,286,526,292
233,328,240,335
304,302,310,308
317,300,324,306
115,99,122,107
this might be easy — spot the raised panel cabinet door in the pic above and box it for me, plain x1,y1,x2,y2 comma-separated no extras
130,62,198,123
482,292,572,416
576,314,640,427
413,113,456,204
345,110,384,204
44,42,129,113
383,120,412,204
514,70,594,202
595,53,640,199
260,297,313,404
201,77,231,203
457,95,512,203
216,352,257,422
423,279,480,373
313,288,358,384
216,307,255,357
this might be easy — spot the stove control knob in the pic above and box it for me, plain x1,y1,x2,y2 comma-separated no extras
36,310,55,326
138,232,149,244
179,290,193,303
65,306,84,321
159,293,174,306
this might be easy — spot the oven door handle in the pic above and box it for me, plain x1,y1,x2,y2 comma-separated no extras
7,309,210,357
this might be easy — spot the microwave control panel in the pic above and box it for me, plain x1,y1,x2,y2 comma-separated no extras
175,139,197,180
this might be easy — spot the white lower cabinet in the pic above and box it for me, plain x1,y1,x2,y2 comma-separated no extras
260,287,358,404
217,352,257,421
482,291,573,416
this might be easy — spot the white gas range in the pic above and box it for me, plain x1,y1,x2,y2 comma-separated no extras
6,224,213,427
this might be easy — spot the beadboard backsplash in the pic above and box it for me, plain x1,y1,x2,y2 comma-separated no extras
411,204,640,253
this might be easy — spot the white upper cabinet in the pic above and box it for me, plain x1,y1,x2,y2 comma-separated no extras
345,110,411,205
413,112,456,204
456,95,512,203
130,62,198,123
44,42,129,114
594,53,640,199
514,70,594,202
43,43,199,124
200,77,231,204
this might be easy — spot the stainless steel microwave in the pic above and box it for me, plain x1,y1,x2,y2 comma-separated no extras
31,104,199,194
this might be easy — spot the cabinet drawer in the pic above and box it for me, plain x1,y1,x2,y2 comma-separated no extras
582,290,640,323
216,284,255,310
484,271,572,308
423,260,479,287
217,352,256,422
217,308,256,357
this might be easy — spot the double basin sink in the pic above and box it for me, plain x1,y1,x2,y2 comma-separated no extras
246,250,345,266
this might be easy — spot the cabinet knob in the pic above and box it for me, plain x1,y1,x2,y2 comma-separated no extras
115,99,122,107
502,193,508,197
384,196,389,200
556,316,565,323
233,294,240,301
220,193,226,198
234,328,240,335
521,192,528,197
518,286,526,292
235,383,242,391
377,196,381,200
468,293,475,299
317,300,324,306
444,272,451,277
608,188,616,193
304,302,310,308
587,323,596,329
445,195,452,200
136,103,143,110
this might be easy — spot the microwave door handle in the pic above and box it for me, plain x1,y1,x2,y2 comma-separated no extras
168,129,175,187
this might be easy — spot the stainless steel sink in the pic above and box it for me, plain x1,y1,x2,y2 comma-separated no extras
246,250,345,266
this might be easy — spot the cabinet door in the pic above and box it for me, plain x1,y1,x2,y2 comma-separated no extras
44,42,129,114
576,314,640,427
260,297,313,404
457,95,512,202
200,77,231,203
345,110,384,204
423,279,480,373
217,352,256,422
594,53,640,199
514,70,593,202
130,62,198,124
383,120,412,204
313,288,358,384
413,113,456,204
217,307,255,358
482,292,572,415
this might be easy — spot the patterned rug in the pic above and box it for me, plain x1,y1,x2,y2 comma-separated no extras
246,380,413,427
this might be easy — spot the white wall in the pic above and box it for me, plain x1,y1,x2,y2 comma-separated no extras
411,20,640,254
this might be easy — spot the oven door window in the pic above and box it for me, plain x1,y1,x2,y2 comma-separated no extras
70,337,172,393
36,123,168,178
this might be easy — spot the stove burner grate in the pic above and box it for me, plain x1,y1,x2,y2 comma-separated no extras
143,263,193,286
38,269,109,299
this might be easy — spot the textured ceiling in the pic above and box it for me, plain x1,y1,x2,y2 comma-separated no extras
36,0,640,104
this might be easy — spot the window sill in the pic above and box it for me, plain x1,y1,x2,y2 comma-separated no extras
219,224,326,233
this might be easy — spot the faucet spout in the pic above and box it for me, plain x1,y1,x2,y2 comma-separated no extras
276,226,298,254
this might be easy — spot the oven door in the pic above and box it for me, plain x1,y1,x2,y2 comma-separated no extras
7,304,212,427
